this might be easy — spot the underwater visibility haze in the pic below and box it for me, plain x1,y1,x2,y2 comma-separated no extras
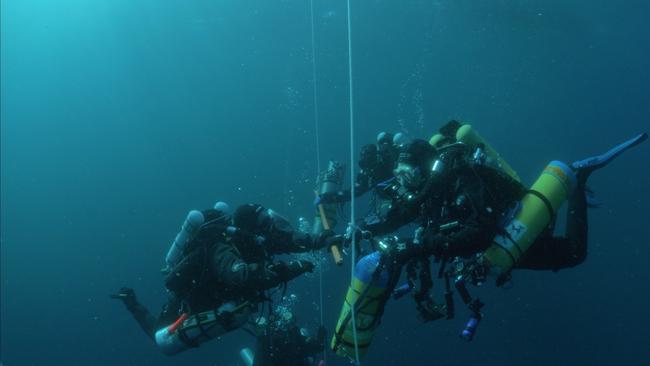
1,0,649,365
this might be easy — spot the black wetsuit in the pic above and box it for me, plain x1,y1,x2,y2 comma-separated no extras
124,208,325,340
516,179,588,270
364,150,588,271
321,142,398,205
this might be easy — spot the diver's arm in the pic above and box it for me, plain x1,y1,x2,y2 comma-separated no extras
126,302,159,340
212,245,313,289
268,231,317,254
362,200,419,236
267,230,342,255
211,245,283,290
319,171,372,204
427,220,496,258
113,287,175,341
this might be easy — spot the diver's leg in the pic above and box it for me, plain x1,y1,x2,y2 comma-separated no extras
562,180,589,265
112,287,160,340
555,133,648,267
518,133,647,271
517,165,591,270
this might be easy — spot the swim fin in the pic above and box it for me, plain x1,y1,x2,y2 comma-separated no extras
571,132,648,181
570,132,647,207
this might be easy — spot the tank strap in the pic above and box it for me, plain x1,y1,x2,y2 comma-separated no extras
526,189,555,224
491,235,519,267
332,283,374,351
332,259,387,351
332,260,402,352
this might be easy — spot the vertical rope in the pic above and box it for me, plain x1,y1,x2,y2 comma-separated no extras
309,0,326,363
311,0,322,176
346,0,361,364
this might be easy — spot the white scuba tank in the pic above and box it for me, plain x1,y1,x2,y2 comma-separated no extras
214,201,231,214
164,210,205,269
154,302,252,356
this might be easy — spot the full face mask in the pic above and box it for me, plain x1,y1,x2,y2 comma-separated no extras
393,162,424,190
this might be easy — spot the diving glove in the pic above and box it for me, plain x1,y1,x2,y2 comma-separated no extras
271,260,315,282
317,229,343,250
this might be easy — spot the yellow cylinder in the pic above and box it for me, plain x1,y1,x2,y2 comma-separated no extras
331,252,390,359
483,161,577,273
429,133,447,148
455,124,521,182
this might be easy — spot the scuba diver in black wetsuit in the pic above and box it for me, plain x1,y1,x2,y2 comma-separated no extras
112,202,340,356
330,123,647,358
239,295,326,366
317,132,406,213
357,122,646,269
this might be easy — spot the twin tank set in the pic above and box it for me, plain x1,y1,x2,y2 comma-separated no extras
330,124,578,360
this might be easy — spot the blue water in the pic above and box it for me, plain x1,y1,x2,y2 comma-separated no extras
2,1,649,365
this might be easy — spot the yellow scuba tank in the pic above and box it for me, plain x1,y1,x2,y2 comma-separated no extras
331,251,392,359
483,160,577,276
430,123,521,182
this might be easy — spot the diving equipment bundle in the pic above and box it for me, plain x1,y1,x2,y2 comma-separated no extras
329,123,647,360
314,160,346,265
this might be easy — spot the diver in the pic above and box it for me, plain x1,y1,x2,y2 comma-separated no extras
240,295,326,366
317,132,407,213
231,203,342,258
367,124,648,320
112,201,339,356
372,124,647,272
330,123,647,358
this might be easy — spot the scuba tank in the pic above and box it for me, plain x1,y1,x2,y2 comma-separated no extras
313,161,344,234
430,123,521,183
331,251,395,359
154,301,253,356
165,210,205,270
483,161,576,280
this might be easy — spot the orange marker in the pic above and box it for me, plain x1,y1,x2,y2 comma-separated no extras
315,191,343,265
167,313,189,334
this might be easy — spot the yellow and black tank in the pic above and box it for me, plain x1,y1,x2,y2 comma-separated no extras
430,123,578,276
483,160,577,275
331,251,392,360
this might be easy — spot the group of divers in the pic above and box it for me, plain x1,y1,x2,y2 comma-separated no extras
113,121,647,365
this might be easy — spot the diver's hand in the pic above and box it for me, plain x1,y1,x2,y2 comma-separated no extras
315,191,343,205
317,230,343,250
343,224,372,248
271,260,314,281
110,287,138,309
288,260,315,274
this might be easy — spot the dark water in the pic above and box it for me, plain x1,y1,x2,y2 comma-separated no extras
2,1,649,365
